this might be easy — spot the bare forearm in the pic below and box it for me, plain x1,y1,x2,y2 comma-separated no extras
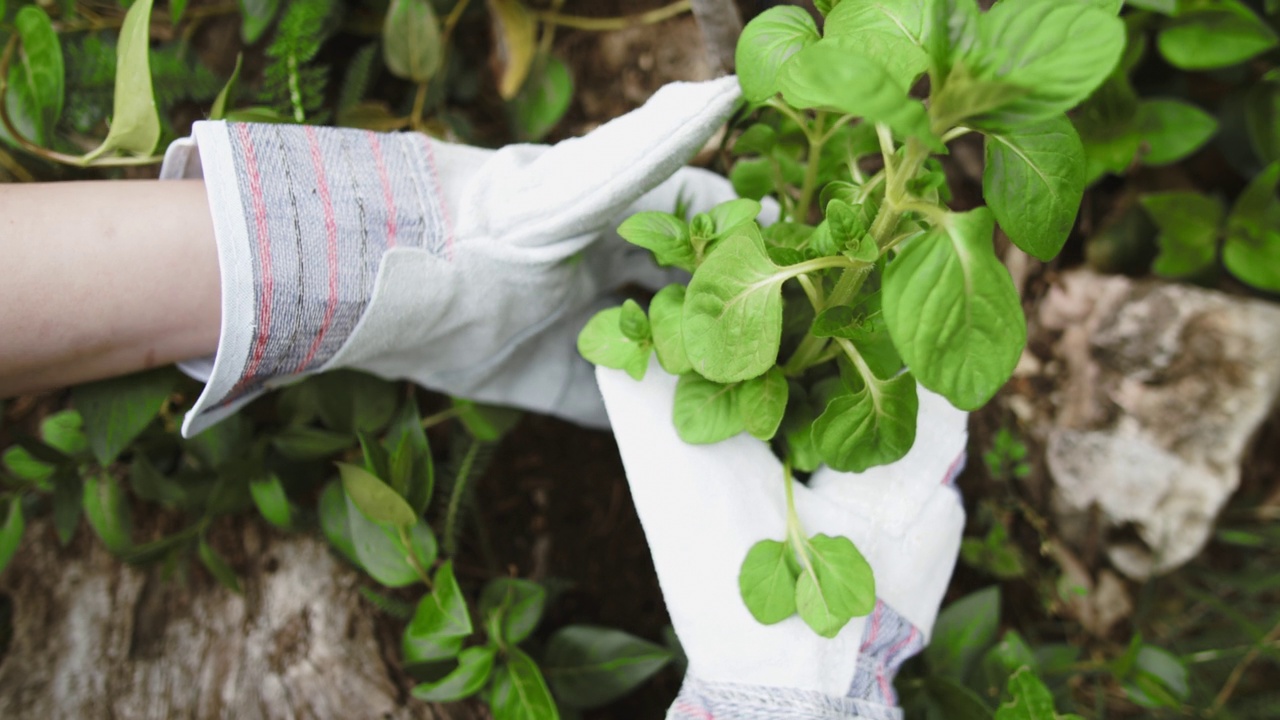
0,180,220,396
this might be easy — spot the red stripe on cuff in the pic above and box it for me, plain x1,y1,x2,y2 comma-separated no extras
236,124,274,388
366,131,399,248
296,126,340,373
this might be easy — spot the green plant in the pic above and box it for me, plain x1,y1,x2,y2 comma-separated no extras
579,0,1125,638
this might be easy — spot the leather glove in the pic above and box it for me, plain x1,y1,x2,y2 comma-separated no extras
160,77,747,437
597,360,968,719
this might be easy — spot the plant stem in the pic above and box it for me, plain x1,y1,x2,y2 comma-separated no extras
793,112,829,222
868,135,932,248
442,0,474,40
535,0,692,31
420,406,463,430
782,462,816,579
1212,614,1280,712
940,126,973,143
411,82,429,132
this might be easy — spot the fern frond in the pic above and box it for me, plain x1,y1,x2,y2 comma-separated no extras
261,0,338,123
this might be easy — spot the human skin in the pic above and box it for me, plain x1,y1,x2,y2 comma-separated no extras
0,179,220,397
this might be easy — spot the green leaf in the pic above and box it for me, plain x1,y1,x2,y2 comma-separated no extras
672,374,745,444
40,409,87,456
209,53,243,121
707,199,764,237
813,372,918,472
738,539,799,624
384,395,435,514
13,6,64,145
618,299,652,343
0,496,24,576
923,676,996,720
403,560,472,664
883,209,1025,411
1122,645,1190,709
383,0,443,84
982,630,1038,695
314,370,400,434
83,472,132,554
735,5,820,103
545,625,674,710
480,578,546,645
51,469,82,546
198,537,242,594
996,668,1056,720
795,534,875,638
1224,163,1280,291
249,474,292,529
339,462,416,527
962,0,1125,131
170,0,189,25
983,114,1086,261
1138,99,1217,166
823,0,931,89
318,480,359,565
237,0,281,43
683,233,791,383
739,366,789,440
272,426,354,461
617,212,695,272
1140,192,1223,279
735,123,777,155
72,368,176,466
346,492,435,587
577,306,652,381
453,399,523,441
512,54,573,142
412,646,496,702
1158,1,1277,70
924,0,981,82
649,285,692,375
492,648,560,720
779,40,932,142
83,0,160,160
2,446,54,484
927,586,1001,680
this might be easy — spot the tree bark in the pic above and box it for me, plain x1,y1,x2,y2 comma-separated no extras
689,0,743,76
0,519,485,720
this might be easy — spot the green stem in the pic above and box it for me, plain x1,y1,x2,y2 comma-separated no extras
398,524,434,586
793,112,829,222
827,265,871,309
868,135,932,249
411,82,429,132
782,462,817,580
421,406,463,429
940,126,973,143
535,0,691,31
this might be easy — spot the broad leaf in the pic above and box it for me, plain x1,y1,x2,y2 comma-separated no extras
0,497,24,576
491,648,560,720
735,5,820,103
923,676,995,720
578,306,652,381
996,668,1056,720
1224,162,1280,291
780,40,932,142
84,0,160,160
72,368,176,466
672,374,744,444
1138,99,1217,166
318,481,359,565
1122,645,1190,709
927,586,1001,680
452,398,522,441
739,366,789,440
649,285,692,375
249,474,292,529
1158,2,1277,70
924,0,980,80
383,395,435,514
198,537,242,594
404,561,472,663
731,158,775,201
83,472,132,554
706,199,764,237
983,114,1086,260
489,0,537,100
272,426,354,461
616,212,695,272
383,0,443,84
13,6,63,145
512,55,573,141
813,372,917,472
883,209,1025,411
346,492,436,587
738,539,798,624
795,534,875,638
52,469,82,546
339,462,416,527
1140,192,1223,279
480,577,546,645
412,646,496,702
824,0,931,89
545,625,673,710
41,409,87,456
618,299,652,343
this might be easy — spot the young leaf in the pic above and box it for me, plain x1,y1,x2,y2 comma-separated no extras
996,668,1057,720
739,366,789,441
72,368,176,466
404,561,472,663
616,212,695,272
983,114,1086,261
489,0,537,100
339,462,417,527
962,0,1124,130
738,539,799,624
706,199,764,237
480,578,546,645
40,409,87,456
649,285,692,375
795,534,875,638
198,537,243,594
83,0,160,160
383,0,443,84
735,123,777,155
319,481,360,566
618,300,652,343
0,496,24,576
453,399,523,441
544,625,674,710
779,40,932,142
927,586,1001,680
823,0,931,90
1138,99,1217,166
412,646,496,702
384,395,435,514
683,233,791,383
883,209,1025,411
924,0,980,81
512,54,573,142
1224,163,1280,292
577,306,652,381
249,474,292,529
491,648,560,720
1140,192,1223,279
672,374,745,444
209,53,243,121
812,372,918,472
731,158,775,202
13,6,64,145
83,472,132,554
1158,2,1278,70
2,446,54,484
735,5,820,103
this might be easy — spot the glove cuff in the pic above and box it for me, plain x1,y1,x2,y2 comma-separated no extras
160,121,453,437
668,677,902,720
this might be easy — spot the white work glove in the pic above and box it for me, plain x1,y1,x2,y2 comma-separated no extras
597,360,968,719
161,77,746,438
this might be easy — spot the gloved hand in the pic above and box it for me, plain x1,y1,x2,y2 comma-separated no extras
160,77,747,438
597,360,968,719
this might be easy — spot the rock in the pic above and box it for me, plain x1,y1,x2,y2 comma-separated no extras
1035,271,1280,578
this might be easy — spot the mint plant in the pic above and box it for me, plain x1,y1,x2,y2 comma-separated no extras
579,0,1125,638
